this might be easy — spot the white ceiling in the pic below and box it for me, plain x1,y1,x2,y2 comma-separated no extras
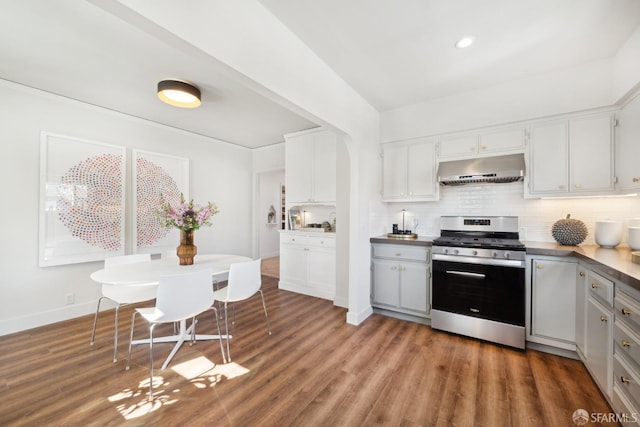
1,0,639,148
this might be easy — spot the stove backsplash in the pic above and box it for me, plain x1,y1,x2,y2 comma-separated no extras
371,181,640,246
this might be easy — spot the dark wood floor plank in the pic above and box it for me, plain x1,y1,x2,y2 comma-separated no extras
0,276,615,426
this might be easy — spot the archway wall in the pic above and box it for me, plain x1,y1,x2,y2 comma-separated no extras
105,0,381,322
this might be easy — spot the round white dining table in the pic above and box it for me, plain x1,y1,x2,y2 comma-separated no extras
90,254,252,369
90,254,252,287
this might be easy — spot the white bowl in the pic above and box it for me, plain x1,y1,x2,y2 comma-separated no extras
595,220,623,248
628,226,640,250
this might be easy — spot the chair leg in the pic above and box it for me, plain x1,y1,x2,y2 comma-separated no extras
90,296,106,346
148,324,156,402
224,301,232,361
258,290,272,335
125,311,138,371
112,304,121,363
211,307,227,364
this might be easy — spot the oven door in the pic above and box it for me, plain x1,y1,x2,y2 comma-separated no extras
432,258,525,326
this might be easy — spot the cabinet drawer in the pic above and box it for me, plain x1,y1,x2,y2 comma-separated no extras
612,384,640,427
372,244,428,262
306,236,335,248
616,291,640,331
614,354,640,410
281,234,309,245
588,270,614,306
615,320,640,368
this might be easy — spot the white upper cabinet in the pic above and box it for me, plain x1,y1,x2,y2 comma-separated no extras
527,113,614,198
381,138,437,201
285,128,337,204
528,120,569,195
438,126,525,160
616,93,640,192
570,114,615,194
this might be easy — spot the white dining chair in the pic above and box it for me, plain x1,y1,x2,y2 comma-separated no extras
213,258,272,361
90,253,154,362
125,268,226,401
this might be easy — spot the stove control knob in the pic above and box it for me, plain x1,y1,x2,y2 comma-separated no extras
492,251,498,258
472,250,478,256
504,252,511,259
444,248,449,254
453,249,459,255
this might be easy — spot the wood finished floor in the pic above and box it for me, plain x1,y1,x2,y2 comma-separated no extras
0,276,615,426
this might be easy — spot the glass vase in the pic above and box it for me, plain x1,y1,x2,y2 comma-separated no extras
177,229,197,265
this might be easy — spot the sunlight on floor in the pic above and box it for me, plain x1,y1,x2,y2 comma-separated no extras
108,356,251,420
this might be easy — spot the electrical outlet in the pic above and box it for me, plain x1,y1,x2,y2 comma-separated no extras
65,293,75,305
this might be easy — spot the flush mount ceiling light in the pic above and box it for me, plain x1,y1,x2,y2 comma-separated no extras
157,80,201,108
455,37,474,49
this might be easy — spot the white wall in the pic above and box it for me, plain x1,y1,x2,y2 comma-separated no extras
0,80,253,335
613,27,640,102
380,60,613,143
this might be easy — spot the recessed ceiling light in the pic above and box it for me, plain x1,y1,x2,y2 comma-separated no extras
455,37,474,49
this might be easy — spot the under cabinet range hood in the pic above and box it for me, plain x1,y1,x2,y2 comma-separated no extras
437,153,526,186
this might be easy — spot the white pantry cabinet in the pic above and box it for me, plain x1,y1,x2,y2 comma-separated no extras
371,243,430,319
381,138,437,201
285,128,337,204
526,113,614,198
279,231,335,301
616,93,640,193
437,126,525,160
529,257,577,349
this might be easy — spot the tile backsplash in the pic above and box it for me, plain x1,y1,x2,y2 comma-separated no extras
371,182,640,246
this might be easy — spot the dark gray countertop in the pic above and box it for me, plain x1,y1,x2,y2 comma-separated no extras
370,235,640,292
369,235,435,246
524,241,640,292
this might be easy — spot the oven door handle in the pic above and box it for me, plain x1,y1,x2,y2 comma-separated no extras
432,253,525,268
446,270,486,279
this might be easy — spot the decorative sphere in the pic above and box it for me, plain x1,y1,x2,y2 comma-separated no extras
552,214,588,246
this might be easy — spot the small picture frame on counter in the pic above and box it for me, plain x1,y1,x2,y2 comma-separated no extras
288,209,301,230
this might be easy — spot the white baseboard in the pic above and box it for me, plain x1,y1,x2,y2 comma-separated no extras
346,304,373,326
0,300,99,336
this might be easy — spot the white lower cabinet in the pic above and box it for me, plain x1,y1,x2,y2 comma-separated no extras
371,243,430,318
279,232,335,301
585,295,613,398
529,257,576,349
575,265,588,358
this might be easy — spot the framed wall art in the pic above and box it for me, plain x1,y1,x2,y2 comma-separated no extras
133,149,189,255
39,132,126,267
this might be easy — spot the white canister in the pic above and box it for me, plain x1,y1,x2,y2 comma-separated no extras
628,226,640,250
595,220,623,248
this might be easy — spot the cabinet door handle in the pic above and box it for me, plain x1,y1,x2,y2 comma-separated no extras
395,253,402,257
591,283,599,289
579,271,585,277
621,340,631,348
536,264,544,269
633,177,639,183
391,266,397,270
470,147,475,151
480,146,487,150
621,308,631,316
575,183,582,188
559,184,566,189
600,315,608,322
620,376,632,384
304,248,309,251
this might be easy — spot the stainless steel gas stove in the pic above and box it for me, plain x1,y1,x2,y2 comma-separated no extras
431,216,526,349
